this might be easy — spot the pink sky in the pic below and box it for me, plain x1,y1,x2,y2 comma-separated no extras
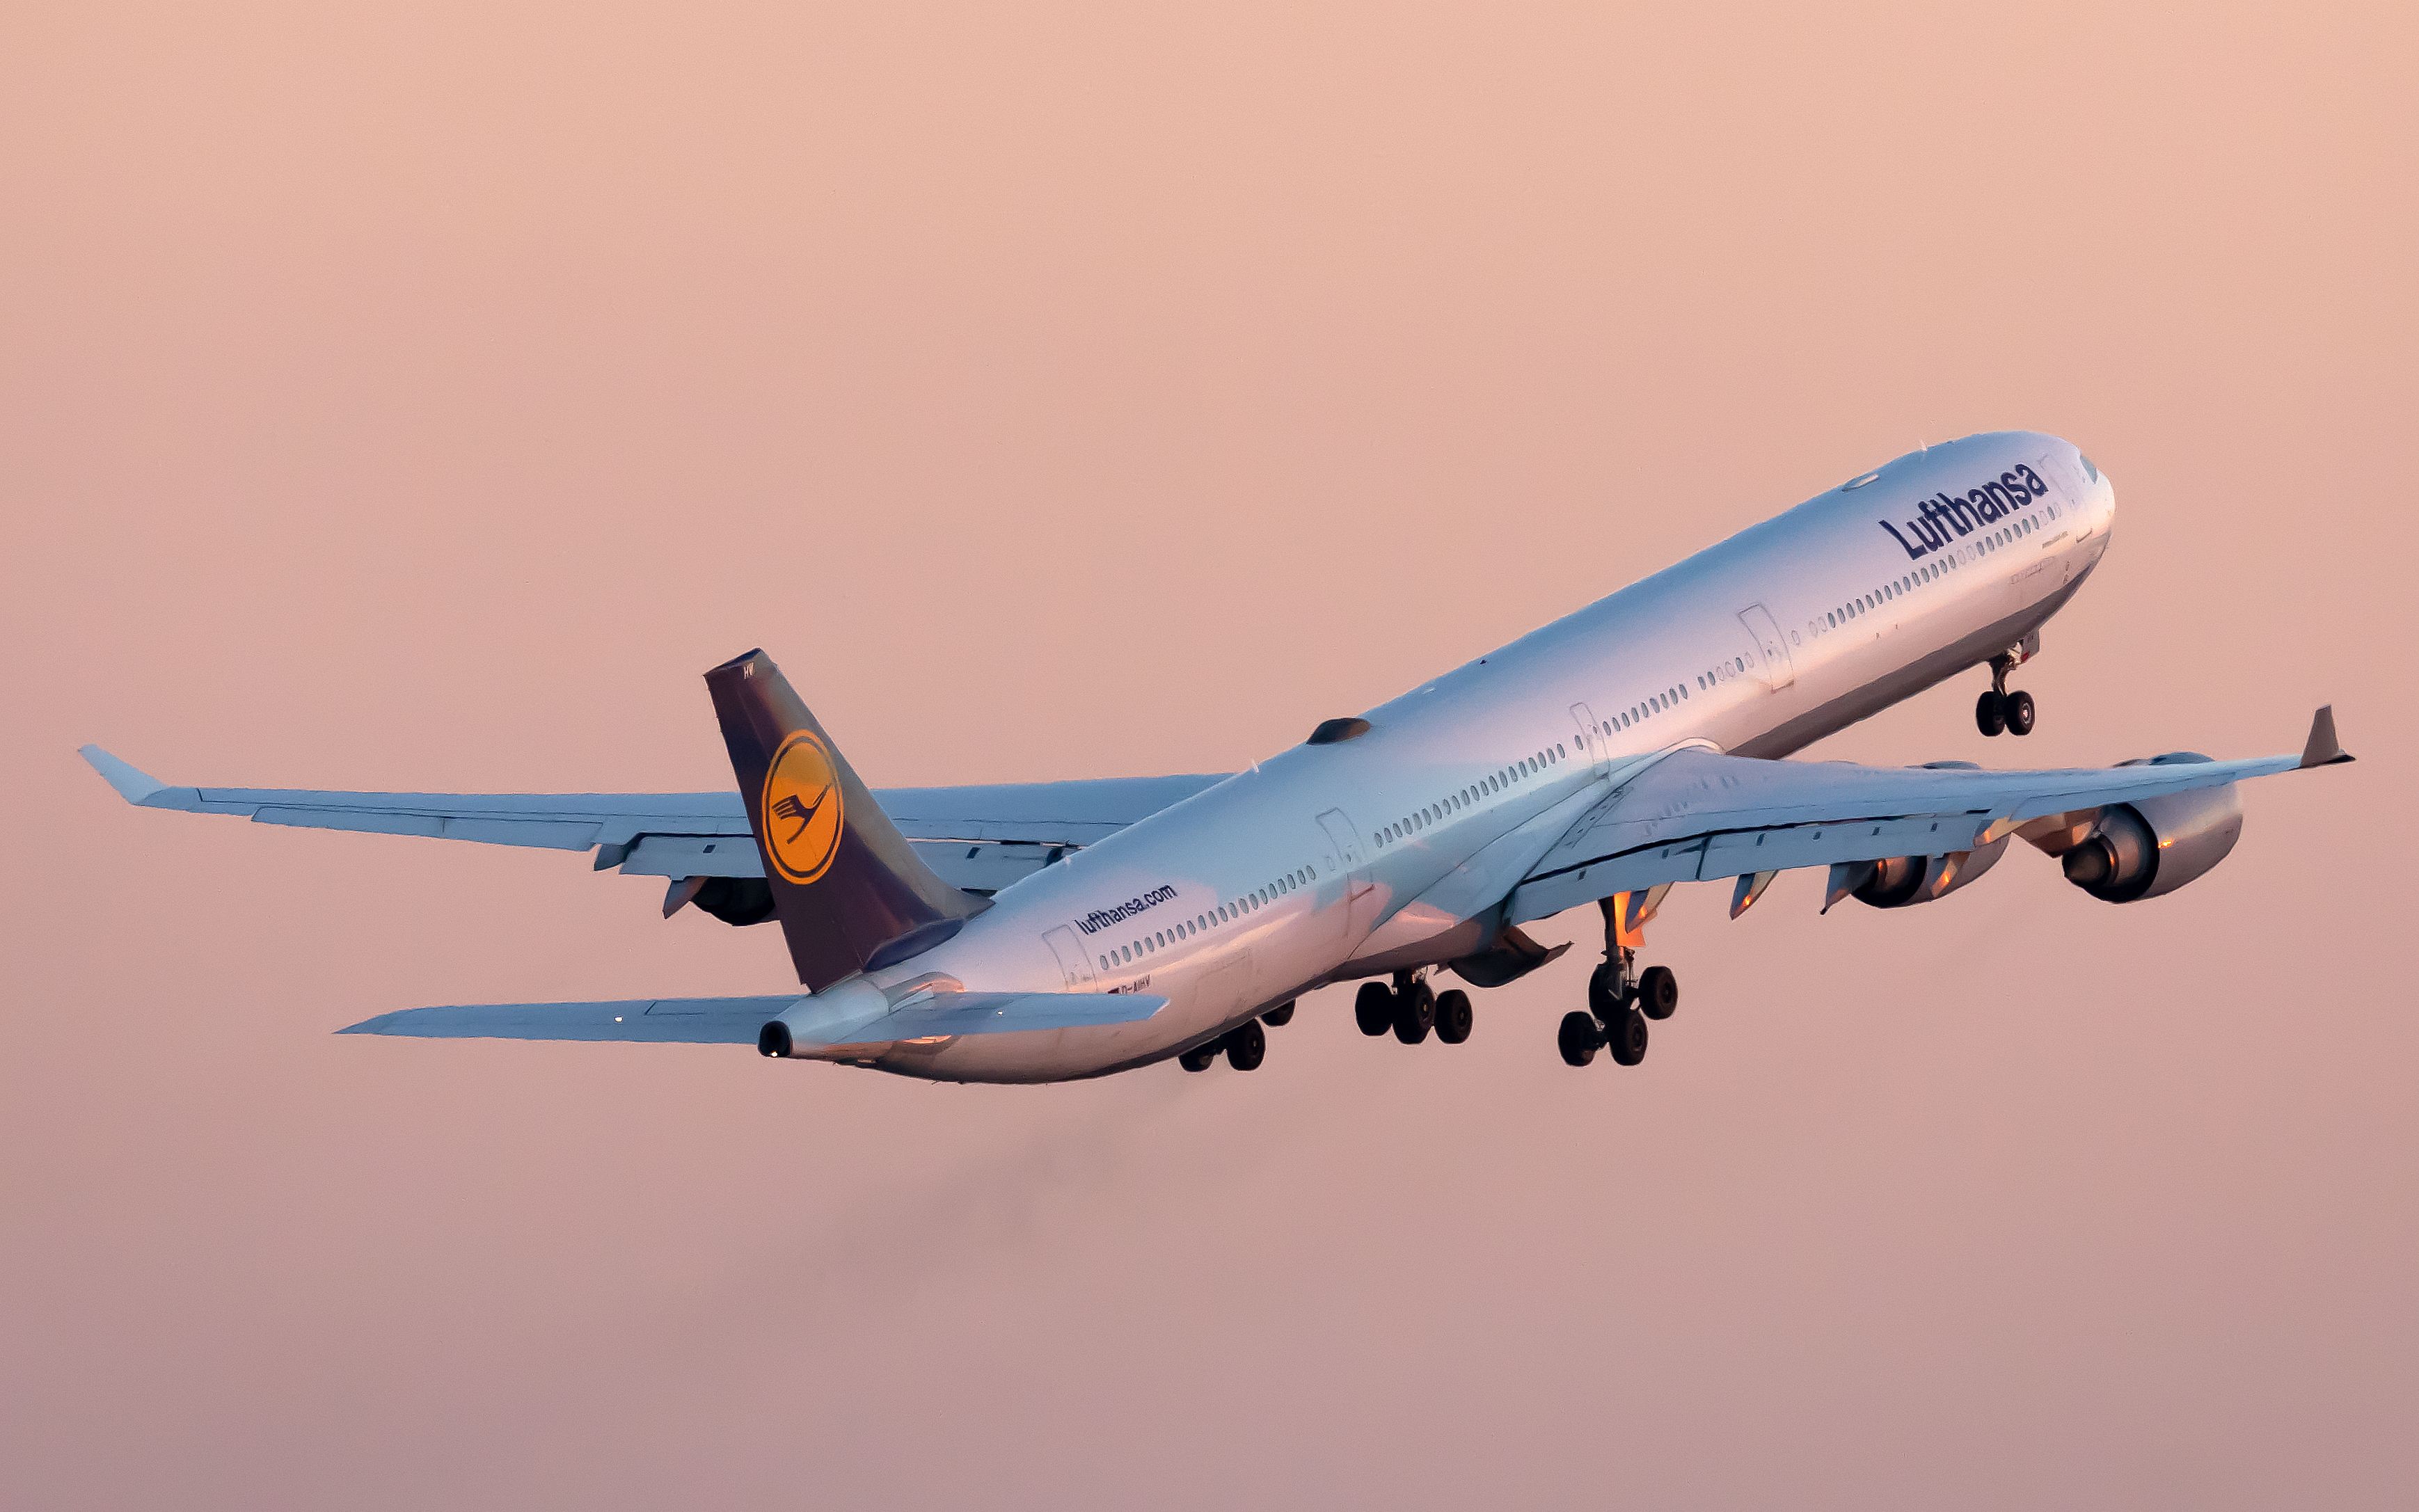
3,4,2414,1506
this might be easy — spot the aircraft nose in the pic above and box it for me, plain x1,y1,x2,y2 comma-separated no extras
2075,448,2115,530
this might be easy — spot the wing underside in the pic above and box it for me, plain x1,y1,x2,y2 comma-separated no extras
1505,708,2348,925
78,745,1226,893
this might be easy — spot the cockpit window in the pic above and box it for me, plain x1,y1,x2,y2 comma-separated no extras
2079,454,2101,483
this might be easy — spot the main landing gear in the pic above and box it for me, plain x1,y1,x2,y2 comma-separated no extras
1354,972,1474,1047
1561,944,1679,1067
1975,645,2036,738
1177,1000,1299,1072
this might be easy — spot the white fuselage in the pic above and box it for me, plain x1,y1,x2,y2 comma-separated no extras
836,431,2118,1082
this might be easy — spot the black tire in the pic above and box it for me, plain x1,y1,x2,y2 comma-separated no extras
1635,964,1678,1021
1607,1008,1649,1066
1262,1001,1295,1027
2002,688,2036,736
1224,1020,1266,1071
1587,962,1627,1018
1179,1046,1217,1072
1557,1010,1601,1066
1975,690,2006,737
1434,989,1473,1044
1354,982,1394,1037
1393,985,1434,1044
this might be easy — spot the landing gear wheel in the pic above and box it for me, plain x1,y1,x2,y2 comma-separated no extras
1179,1045,1217,1072
1976,690,2006,737
1635,964,1678,1021
1434,989,1473,1044
1606,1008,1649,1066
1224,1020,1266,1071
1557,1010,1601,1067
1354,982,1393,1037
1393,982,1435,1044
2001,688,2036,736
1262,1001,1295,1027
1587,962,1628,1019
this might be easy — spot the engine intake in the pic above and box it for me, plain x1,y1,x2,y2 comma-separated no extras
2057,754,2244,902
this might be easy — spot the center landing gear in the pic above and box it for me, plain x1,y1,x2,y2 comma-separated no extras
1180,1018,1268,1072
1353,972,1475,1047
1976,642,2037,738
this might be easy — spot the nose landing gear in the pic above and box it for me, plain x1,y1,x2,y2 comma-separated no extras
1976,640,2038,738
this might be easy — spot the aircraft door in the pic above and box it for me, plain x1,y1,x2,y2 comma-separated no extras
1570,702,1610,776
1315,808,1378,941
1738,603,1795,691
1041,925,1098,989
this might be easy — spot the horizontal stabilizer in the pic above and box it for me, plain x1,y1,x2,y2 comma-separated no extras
339,996,802,1043
340,989,1167,1047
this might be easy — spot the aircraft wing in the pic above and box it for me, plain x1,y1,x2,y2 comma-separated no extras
340,989,1168,1044
77,745,1224,893
1506,707,2351,924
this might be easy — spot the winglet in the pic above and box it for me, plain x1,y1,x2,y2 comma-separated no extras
78,745,175,806
2299,706,2354,769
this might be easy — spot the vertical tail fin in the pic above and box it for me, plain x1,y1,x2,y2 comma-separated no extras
704,649,988,989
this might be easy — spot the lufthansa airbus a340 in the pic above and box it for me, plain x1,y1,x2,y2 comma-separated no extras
85,431,2349,1081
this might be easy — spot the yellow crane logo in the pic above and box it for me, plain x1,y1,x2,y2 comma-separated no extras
759,731,844,884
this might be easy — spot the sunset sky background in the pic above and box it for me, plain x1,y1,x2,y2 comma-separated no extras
4,4,2415,1506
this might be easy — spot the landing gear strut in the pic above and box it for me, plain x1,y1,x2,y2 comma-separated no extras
1976,645,2036,738
1392,973,1436,1043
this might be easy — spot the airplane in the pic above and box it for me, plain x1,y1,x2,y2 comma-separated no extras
81,430,2351,1083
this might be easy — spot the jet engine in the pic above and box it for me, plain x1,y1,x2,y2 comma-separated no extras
687,875,778,925
1851,836,2009,908
2043,753,2244,903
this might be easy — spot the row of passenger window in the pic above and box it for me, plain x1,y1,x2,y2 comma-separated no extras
1607,678,1690,734
1820,509,2054,635
1376,740,1572,850
1695,654,1754,694
1374,664,1731,856
1096,864,1317,972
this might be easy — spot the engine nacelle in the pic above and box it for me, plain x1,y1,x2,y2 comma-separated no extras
691,876,777,926
2056,754,2244,902
1852,836,2009,909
